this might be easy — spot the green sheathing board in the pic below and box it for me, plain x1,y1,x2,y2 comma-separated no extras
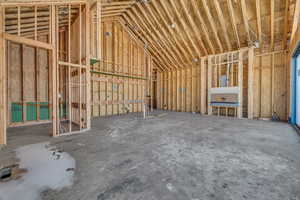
11,103,23,122
40,102,50,120
26,102,37,121
11,102,50,123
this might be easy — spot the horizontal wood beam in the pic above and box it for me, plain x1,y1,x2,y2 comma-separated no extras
58,61,87,68
3,32,53,49
0,1,86,7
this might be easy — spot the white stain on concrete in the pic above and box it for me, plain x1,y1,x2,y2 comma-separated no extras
0,142,75,200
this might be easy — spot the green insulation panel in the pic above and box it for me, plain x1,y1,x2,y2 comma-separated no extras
11,103,23,122
40,102,50,120
26,102,37,121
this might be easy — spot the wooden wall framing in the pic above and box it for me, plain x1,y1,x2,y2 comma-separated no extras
157,48,288,121
0,1,91,145
91,18,152,117
0,0,298,145
0,7,7,145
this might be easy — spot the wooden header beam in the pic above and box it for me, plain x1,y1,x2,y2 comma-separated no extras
3,33,54,49
0,1,86,7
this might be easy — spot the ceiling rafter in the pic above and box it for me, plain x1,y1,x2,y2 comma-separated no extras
102,9,126,15
291,0,300,41
134,3,185,67
169,0,203,57
102,13,121,18
95,0,298,71
190,0,216,54
124,11,175,71
119,16,169,72
101,1,135,7
151,0,192,64
160,0,196,61
152,59,164,72
98,0,136,17
240,0,251,45
227,0,240,48
129,6,179,69
141,2,188,65
162,1,197,60
270,0,275,50
102,5,131,11
282,0,289,49
178,0,208,56
212,0,232,51
201,0,224,52
255,0,262,46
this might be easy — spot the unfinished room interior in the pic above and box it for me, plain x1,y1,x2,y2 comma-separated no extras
0,0,300,199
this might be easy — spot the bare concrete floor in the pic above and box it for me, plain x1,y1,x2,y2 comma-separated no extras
1,111,300,200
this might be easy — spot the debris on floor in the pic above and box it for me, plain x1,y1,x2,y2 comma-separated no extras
0,142,75,200
0,164,27,182
147,112,169,119
166,183,175,192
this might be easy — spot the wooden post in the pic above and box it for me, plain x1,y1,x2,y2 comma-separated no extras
150,57,152,111
79,4,82,130
50,5,58,137
200,57,206,114
21,45,26,123
207,56,212,115
6,41,10,128
85,2,91,129
248,47,254,119
157,72,160,109
96,1,101,60
271,52,275,116
34,6,37,40
68,4,72,133
0,6,7,145
17,6,21,36
36,48,40,121
237,50,243,118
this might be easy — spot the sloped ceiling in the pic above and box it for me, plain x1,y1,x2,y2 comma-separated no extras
101,0,298,71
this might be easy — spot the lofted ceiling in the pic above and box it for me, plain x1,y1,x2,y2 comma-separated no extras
101,0,299,71
1,0,298,71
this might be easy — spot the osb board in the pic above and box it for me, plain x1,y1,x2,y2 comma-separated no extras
91,20,150,117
